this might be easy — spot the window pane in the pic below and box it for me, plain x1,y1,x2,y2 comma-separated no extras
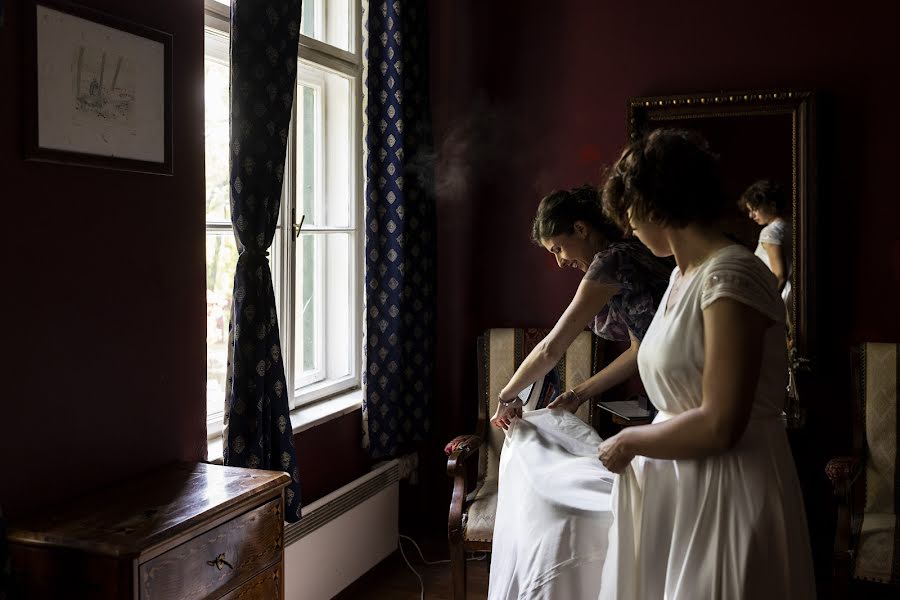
296,63,354,229
206,231,239,418
297,85,322,223
204,32,230,223
300,0,317,39
293,232,355,397
300,0,353,53
323,233,354,381
297,83,318,228
294,233,324,387
301,234,316,373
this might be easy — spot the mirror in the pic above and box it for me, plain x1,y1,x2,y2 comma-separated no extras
628,90,817,427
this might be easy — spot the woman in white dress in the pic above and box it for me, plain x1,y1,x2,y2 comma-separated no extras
739,179,793,309
596,129,816,599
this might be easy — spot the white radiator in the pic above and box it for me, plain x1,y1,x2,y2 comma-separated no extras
284,459,400,600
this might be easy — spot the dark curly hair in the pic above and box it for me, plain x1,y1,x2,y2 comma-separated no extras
738,179,788,217
531,184,624,246
601,128,727,231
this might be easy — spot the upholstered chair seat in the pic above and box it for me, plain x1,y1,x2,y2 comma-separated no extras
460,479,498,545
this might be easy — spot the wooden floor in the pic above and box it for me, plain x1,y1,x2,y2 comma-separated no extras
330,529,877,600
335,535,489,600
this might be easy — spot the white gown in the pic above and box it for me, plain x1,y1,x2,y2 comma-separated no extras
754,218,793,309
488,245,815,599
599,244,815,599
488,409,614,599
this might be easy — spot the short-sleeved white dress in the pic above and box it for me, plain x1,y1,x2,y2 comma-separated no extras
755,217,793,308
599,244,815,599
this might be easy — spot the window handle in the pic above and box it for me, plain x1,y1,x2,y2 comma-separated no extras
293,214,305,239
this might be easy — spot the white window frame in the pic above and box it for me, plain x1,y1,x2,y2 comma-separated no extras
203,20,233,439
204,0,364,439
289,68,328,391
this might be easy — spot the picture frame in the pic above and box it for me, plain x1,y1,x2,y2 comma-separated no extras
24,0,173,175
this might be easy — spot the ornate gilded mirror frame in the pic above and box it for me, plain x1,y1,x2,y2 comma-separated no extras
628,89,817,426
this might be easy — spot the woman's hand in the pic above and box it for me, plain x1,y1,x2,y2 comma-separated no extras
490,397,523,430
547,389,583,413
598,430,636,473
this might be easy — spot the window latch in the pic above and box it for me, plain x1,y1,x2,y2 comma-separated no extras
293,213,305,239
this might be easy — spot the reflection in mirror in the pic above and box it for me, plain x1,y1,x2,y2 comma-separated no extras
738,179,793,339
628,90,816,427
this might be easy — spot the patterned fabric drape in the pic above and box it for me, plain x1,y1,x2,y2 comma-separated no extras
363,0,435,458
224,0,302,522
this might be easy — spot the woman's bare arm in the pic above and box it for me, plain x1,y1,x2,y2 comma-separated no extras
549,331,640,412
499,279,619,401
762,242,787,291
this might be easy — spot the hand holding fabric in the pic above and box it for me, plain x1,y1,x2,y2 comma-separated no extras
491,397,523,430
547,389,582,413
598,430,636,473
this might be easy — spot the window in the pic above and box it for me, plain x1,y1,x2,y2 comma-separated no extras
204,0,363,437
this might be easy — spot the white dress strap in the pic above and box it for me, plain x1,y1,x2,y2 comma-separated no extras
758,220,789,245
700,247,785,323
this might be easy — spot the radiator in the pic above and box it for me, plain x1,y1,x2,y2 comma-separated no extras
283,459,400,600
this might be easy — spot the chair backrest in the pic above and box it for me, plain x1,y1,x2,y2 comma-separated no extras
857,342,900,515
476,328,602,486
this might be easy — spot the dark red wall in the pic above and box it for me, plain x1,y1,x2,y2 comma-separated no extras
295,411,369,505
0,0,207,516
0,0,371,518
427,0,900,568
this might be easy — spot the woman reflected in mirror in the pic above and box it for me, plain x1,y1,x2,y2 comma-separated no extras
739,179,792,308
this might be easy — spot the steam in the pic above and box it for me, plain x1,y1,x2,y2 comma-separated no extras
406,94,537,200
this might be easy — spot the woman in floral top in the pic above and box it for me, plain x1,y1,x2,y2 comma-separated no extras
491,185,672,427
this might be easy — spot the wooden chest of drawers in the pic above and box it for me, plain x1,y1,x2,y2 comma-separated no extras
8,463,291,600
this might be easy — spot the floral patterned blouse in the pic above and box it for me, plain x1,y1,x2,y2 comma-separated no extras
584,238,672,342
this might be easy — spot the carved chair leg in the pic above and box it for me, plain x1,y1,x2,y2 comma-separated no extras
449,539,467,600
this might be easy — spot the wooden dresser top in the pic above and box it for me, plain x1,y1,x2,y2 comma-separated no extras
8,463,291,558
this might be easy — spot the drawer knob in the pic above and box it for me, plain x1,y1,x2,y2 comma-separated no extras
206,553,234,571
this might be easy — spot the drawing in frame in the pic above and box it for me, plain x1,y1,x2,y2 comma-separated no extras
24,0,173,175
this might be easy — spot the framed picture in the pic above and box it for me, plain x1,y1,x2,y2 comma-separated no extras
24,0,172,174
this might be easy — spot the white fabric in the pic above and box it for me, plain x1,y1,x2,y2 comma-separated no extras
754,218,793,307
599,244,816,599
488,409,614,599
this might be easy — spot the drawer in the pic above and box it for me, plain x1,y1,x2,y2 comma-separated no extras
219,562,282,600
140,498,283,600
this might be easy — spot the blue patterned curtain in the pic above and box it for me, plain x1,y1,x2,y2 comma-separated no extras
224,0,302,522
363,0,435,458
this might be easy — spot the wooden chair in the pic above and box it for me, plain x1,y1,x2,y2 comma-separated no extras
826,342,900,598
445,328,602,600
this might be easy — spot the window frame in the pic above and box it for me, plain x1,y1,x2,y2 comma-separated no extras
204,0,365,437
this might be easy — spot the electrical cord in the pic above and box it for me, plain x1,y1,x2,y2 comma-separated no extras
397,538,425,600
397,534,487,599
